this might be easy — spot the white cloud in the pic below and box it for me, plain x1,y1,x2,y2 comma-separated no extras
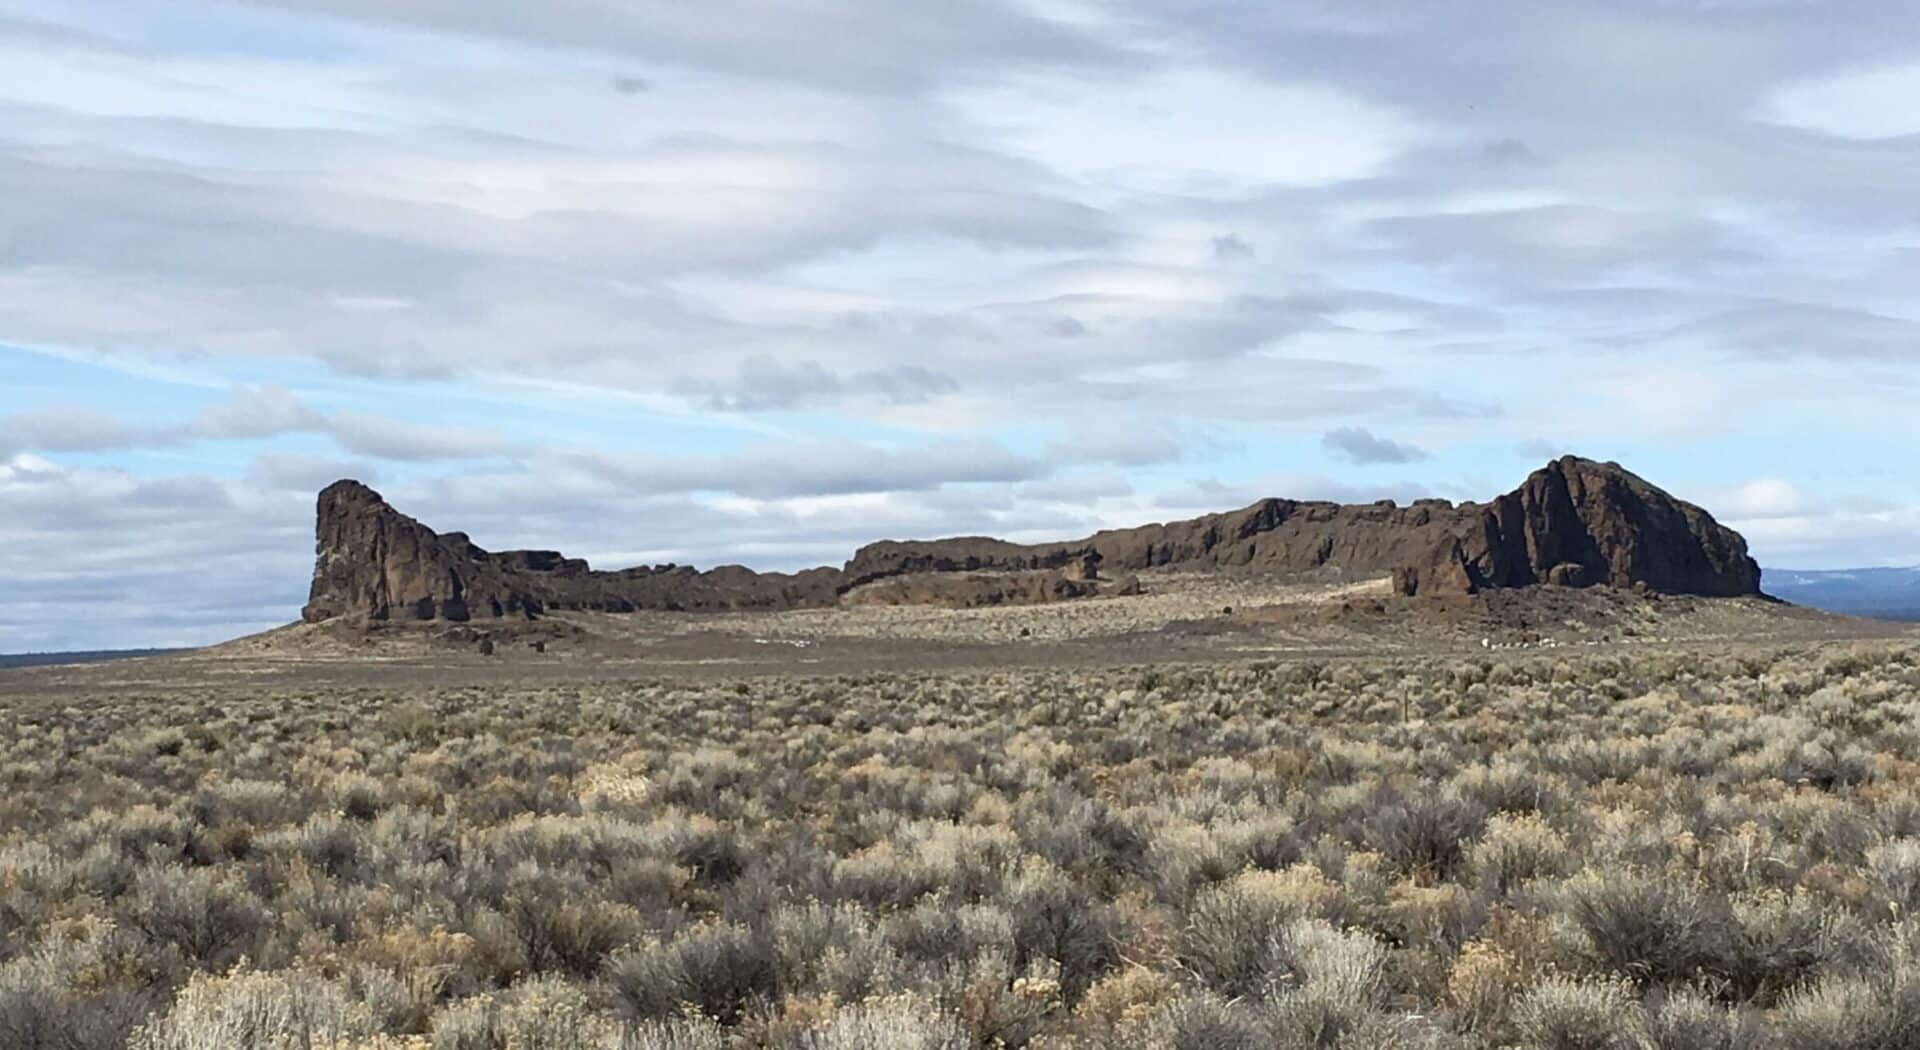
0,390,508,462
1709,479,1813,520
1764,62,1920,140
1594,369,1731,439
326,413,510,461
191,386,327,439
229,0,1131,90
1045,419,1195,468
0,406,152,456
1731,506,1920,571
246,453,381,493
949,69,1418,193
1150,472,1435,514
9,1,1920,647
561,436,1046,500
0,458,310,650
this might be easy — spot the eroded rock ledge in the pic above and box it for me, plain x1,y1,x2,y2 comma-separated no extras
300,457,1760,623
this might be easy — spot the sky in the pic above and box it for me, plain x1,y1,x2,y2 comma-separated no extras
5,0,1920,651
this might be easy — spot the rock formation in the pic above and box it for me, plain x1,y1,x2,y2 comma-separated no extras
841,496,1472,588
844,457,1758,601
299,457,1760,623
300,481,840,623
1389,457,1761,598
302,481,539,622
841,567,1141,609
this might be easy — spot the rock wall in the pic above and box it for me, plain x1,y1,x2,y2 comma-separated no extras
300,481,542,622
1391,456,1761,597
841,568,1141,609
848,458,1759,601
299,457,1761,623
299,481,840,623
843,496,1476,586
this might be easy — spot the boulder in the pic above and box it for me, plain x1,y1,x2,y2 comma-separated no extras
1061,552,1102,582
1547,562,1589,588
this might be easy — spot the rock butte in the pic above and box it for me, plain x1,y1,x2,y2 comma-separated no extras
299,456,1762,624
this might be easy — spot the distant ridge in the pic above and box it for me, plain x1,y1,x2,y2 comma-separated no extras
1765,567,1920,622
300,457,1761,624
0,648,190,670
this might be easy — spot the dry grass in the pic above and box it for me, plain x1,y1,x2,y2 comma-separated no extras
7,641,1920,1047
700,570,1394,643
191,573,1898,678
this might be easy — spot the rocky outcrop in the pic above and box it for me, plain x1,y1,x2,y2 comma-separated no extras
299,481,840,623
301,481,542,622
299,458,1760,623
1390,457,1761,598
842,497,1477,589
842,567,1141,609
846,458,1757,601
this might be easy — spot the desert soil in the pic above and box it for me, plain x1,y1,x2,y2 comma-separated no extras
4,571,1909,696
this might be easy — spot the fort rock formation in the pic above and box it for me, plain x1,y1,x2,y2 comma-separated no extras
299,457,1760,624
300,481,840,623
1389,456,1761,598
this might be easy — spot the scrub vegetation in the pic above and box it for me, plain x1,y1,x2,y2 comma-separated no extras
6,642,1920,1047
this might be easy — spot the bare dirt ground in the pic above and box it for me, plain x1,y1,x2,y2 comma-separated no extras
4,571,1909,697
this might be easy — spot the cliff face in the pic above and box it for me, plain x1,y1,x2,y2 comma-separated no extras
842,496,1476,587
1391,457,1761,598
298,481,839,623
844,458,1760,600
298,457,1761,623
301,481,540,622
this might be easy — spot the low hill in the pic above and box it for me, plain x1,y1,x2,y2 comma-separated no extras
0,648,190,670
1766,567,1920,621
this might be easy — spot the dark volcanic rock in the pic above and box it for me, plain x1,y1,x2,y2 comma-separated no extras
299,481,840,623
842,494,1473,586
301,481,544,623
843,458,1758,601
839,537,1096,591
299,457,1760,623
1391,457,1761,598
842,569,1116,609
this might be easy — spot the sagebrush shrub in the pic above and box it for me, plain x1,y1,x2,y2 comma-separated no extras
1773,968,1920,1050
780,994,967,1050
1512,975,1642,1050
1008,866,1118,1004
131,969,377,1050
607,922,778,1025
1865,839,1920,916
430,975,616,1050
1182,870,1340,999
1362,787,1487,880
1472,813,1569,894
1130,993,1268,1050
1565,870,1716,984
120,866,264,966
1641,987,1767,1050
8,642,1920,1046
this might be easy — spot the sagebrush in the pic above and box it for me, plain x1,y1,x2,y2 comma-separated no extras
6,643,1920,1047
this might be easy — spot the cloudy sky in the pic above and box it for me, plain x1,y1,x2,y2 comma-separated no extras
5,0,1920,650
